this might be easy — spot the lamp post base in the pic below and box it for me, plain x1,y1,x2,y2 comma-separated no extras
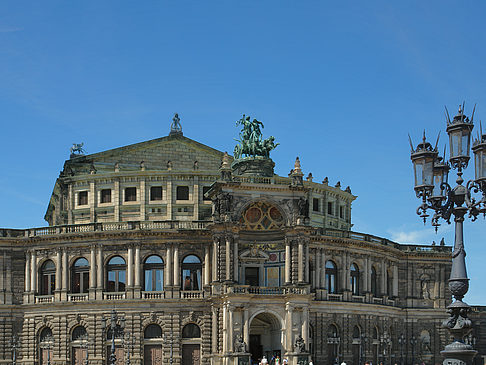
441,342,477,365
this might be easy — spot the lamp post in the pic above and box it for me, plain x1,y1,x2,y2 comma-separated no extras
40,334,54,365
162,333,176,365
102,309,126,365
359,335,368,365
397,334,405,365
410,104,485,365
10,334,18,365
123,332,135,365
379,333,391,365
79,334,91,365
410,336,418,365
327,337,340,365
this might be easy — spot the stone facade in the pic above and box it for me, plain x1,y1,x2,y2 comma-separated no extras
0,126,484,365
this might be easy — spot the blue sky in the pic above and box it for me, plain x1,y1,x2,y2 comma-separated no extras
1,1,485,304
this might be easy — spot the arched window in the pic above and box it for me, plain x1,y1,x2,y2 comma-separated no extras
40,260,56,295
352,325,360,339
350,263,360,295
72,326,87,341
181,255,202,291
144,324,162,339
72,258,89,294
107,256,126,292
325,261,337,294
370,266,378,296
182,324,201,338
39,328,53,365
144,255,164,292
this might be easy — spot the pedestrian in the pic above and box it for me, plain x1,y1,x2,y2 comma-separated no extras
340,360,347,365
309,359,314,365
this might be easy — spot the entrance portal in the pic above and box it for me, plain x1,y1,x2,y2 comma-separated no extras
249,313,282,364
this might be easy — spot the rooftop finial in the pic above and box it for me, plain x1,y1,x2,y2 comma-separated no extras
170,113,183,136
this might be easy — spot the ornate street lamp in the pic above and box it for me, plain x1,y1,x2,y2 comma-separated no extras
10,334,18,365
359,335,368,365
78,334,91,365
40,334,54,365
123,332,135,365
410,104,486,365
162,333,177,365
102,309,126,365
397,334,405,365
410,336,418,365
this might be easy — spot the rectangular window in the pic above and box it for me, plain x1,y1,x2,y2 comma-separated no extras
125,187,137,202
340,206,344,219
78,191,88,206
245,267,259,286
327,202,333,215
150,186,163,201
202,186,211,201
100,189,111,203
313,198,319,212
176,186,189,200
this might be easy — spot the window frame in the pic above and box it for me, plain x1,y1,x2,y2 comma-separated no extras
40,260,56,295
106,256,127,293
78,191,88,206
150,186,163,201
100,189,112,204
325,260,337,294
176,186,190,201
143,255,164,292
71,257,90,294
124,187,137,202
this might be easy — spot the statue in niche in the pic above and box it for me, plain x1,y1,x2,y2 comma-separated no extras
234,334,246,353
294,335,305,353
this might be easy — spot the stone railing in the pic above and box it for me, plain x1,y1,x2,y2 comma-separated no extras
103,292,126,301
230,286,309,296
67,293,89,302
181,290,204,299
327,293,343,301
142,291,165,299
35,295,54,303
372,297,383,304
313,228,452,253
0,220,212,238
352,295,365,303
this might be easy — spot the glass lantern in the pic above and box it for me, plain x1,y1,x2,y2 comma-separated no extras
472,133,486,183
430,157,450,201
411,138,438,196
446,107,474,168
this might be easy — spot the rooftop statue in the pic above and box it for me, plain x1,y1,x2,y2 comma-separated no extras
170,113,183,135
234,114,279,159
70,143,85,155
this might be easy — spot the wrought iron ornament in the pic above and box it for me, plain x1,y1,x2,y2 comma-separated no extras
410,104,486,365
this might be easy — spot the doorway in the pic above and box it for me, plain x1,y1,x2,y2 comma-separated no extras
249,312,282,364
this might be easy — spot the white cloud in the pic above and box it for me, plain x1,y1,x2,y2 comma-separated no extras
387,224,452,245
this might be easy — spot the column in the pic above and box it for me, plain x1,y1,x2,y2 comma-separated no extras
114,180,120,222
55,250,61,291
342,253,348,291
62,249,68,291
212,305,218,353
222,303,228,352
166,245,172,287
134,246,141,288
25,251,31,292
363,257,369,293
315,248,321,289
90,181,95,222
166,181,172,220
228,306,234,352
298,241,304,283
302,307,309,351
127,246,133,289
204,245,210,286
90,246,96,289
381,259,386,296
193,182,199,220
97,245,103,296
393,265,399,297
68,184,73,224
233,239,239,283
31,250,37,293
174,244,180,288
321,250,326,290
305,243,309,283
285,303,293,351
226,236,231,281
243,308,249,352
212,237,219,282
140,179,146,221
285,240,291,284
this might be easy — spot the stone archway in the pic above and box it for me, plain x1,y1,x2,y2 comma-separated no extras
249,312,283,364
